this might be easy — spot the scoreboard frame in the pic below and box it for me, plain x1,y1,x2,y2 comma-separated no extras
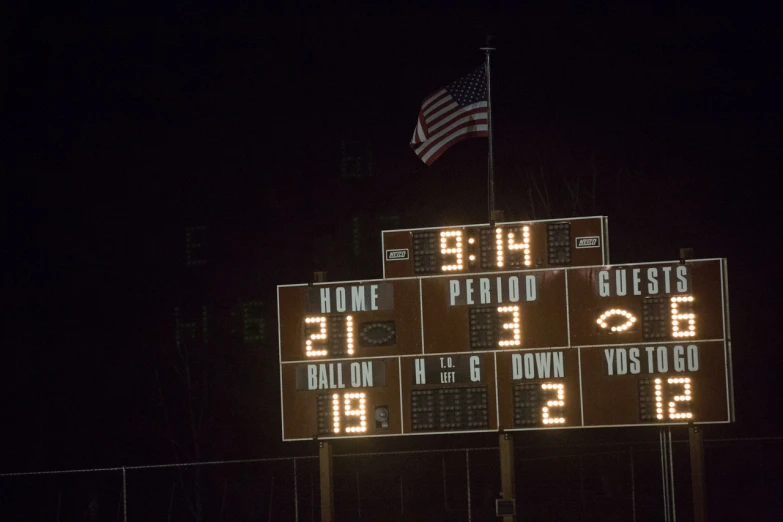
277,258,733,441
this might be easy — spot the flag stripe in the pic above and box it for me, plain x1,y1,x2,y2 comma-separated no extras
428,102,487,133
425,101,459,125
415,109,489,153
415,112,488,158
422,89,449,116
421,127,488,165
414,124,425,144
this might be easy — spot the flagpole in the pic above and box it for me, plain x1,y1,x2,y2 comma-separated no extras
481,41,496,226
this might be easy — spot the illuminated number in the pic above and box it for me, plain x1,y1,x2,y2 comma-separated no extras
508,226,532,267
513,381,566,427
440,230,463,271
495,227,505,268
541,382,565,425
671,295,696,338
304,315,355,357
331,392,367,434
653,378,663,419
496,226,531,268
497,306,521,347
305,316,327,357
596,308,637,333
331,394,340,432
345,316,355,355
652,377,693,421
667,377,693,420
344,392,367,433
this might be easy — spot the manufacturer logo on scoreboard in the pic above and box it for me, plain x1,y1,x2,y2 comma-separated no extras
385,248,410,261
575,236,600,249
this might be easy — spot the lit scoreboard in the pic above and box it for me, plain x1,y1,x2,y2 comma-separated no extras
381,216,609,278
277,258,733,440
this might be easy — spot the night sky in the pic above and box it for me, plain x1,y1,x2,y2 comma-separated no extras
3,2,781,518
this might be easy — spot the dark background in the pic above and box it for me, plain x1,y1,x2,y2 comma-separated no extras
3,1,780,520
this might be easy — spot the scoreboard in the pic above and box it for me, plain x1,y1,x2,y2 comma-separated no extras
277,257,733,441
381,216,609,278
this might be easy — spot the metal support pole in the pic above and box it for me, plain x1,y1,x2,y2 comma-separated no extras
122,466,128,522
293,459,299,522
314,272,332,521
660,430,670,522
442,454,448,511
481,41,496,225
319,441,335,522
466,449,472,522
579,455,586,513
167,481,175,522
668,428,677,521
499,432,516,521
268,474,275,522
630,447,637,522
219,479,228,522
356,467,361,520
400,473,404,515
660,428,678,521
689,424,707,522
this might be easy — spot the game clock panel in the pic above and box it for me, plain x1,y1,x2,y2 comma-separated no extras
382,216,608,279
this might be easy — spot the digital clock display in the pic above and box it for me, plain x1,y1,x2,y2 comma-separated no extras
382,216,608,278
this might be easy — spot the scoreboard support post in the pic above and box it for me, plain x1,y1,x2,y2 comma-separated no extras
659,427,677,521
688,424,707,522
319,440,335,522
499,432,516,521
312,271,335,522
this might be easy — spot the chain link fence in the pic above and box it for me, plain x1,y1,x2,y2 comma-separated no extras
2,437,781,521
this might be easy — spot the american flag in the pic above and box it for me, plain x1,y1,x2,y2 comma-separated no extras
410,66,489,165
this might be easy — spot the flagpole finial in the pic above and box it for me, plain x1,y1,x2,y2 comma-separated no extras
480,34,495,52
